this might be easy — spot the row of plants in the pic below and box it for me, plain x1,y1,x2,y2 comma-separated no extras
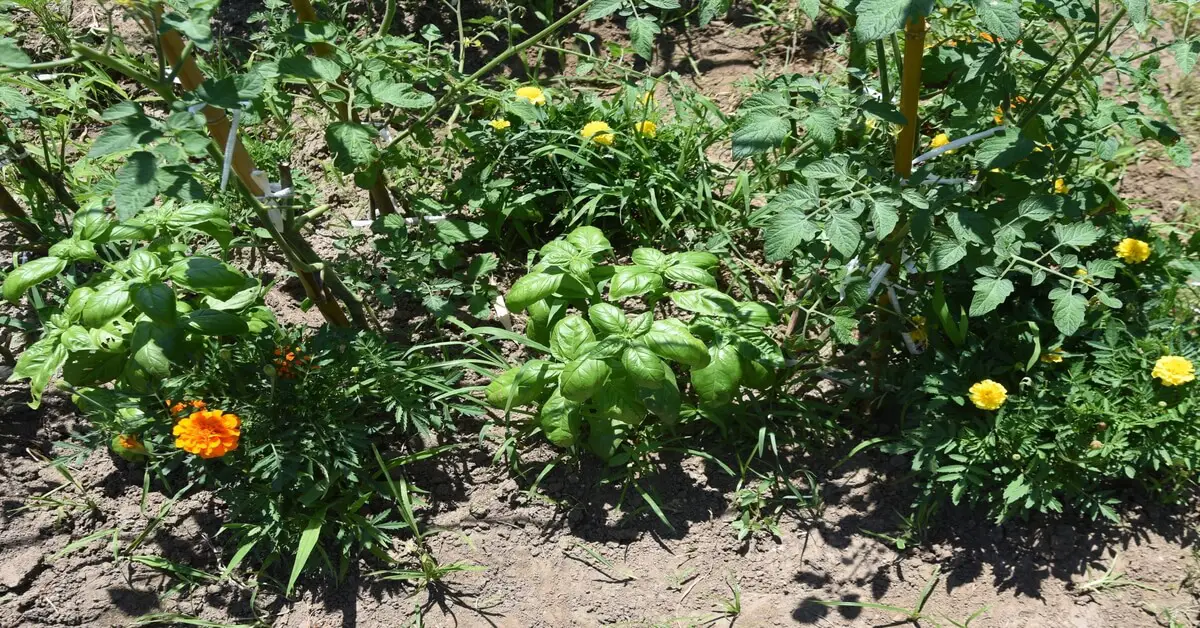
0,0,1196,602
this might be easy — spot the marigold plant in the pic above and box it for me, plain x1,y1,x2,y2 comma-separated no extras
1152,356,1195,387
173,409,241,459
968,380,1008,411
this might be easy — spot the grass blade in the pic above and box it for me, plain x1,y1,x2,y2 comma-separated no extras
286,507,326,597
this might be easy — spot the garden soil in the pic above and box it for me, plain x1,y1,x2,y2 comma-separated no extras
2,384,1200,628
3,3,1199,628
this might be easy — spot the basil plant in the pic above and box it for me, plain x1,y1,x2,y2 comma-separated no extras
486,226,783,460
4,202,274,407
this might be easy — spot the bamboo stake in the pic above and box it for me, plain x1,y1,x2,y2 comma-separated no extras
893,17,926,178
155,26,356,327
158,29,263,197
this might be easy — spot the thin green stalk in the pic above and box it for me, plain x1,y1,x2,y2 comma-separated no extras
0,55,83,74
378,0,396,37
890,33,904,83
384,0,596,152
1019,8,1126,127
876,39,891,103
71,44,170,99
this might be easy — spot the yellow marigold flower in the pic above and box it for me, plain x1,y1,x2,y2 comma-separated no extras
909,315,928,344
1054,178,1069,195
1040,347,1064,363
488,119,511,131
969,379,1008,410
581,120,614,146
1115,238,1150,264
930,133,955,155
1152,356,1195,387
639,92,655,106
515,86,546,106
635,120,657,138
173,409,241,459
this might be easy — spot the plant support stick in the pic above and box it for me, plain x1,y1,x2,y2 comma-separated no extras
893,17,926,178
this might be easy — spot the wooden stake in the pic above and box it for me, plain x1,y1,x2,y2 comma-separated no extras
156,21,354,328
159,30,264,197
893,17,926,178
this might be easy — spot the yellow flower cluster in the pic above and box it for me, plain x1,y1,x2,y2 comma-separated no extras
635,120,657,138
1152,356,1195,387
1115,238,1150,264
515,86,546,106
908,315,928,344
969,379,1008,410
1040,347,1065,363
581,120,615,146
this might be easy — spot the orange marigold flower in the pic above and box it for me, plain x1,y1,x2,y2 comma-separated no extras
191,400,206,409
117,434,146,453
170,402,186,415
173,409,241,459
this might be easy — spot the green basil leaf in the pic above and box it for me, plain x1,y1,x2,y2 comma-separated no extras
559,357,611,402
609,266,663,301
628,312,654,337
669,288,739,317
641,319,710,368
181,309,249,336
485,360,558,409
3,256,66,304
550,315,596,361
740,358,776,390
540,391,583,447
622,345,667,389
130,281,177,325
663,265,717,288
692,344,743,407
82,282,133,327
640,367,681,424
506,272,563,313
47,239,97,262
167,257,246,298
11,332,67,408
631,247,668,267
565,226,612,256
672,251,720,269
588,303,627,336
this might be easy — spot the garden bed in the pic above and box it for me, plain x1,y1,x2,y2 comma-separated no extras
1,0,1199,626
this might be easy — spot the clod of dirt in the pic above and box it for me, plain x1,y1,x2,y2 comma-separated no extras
0,546,44,593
